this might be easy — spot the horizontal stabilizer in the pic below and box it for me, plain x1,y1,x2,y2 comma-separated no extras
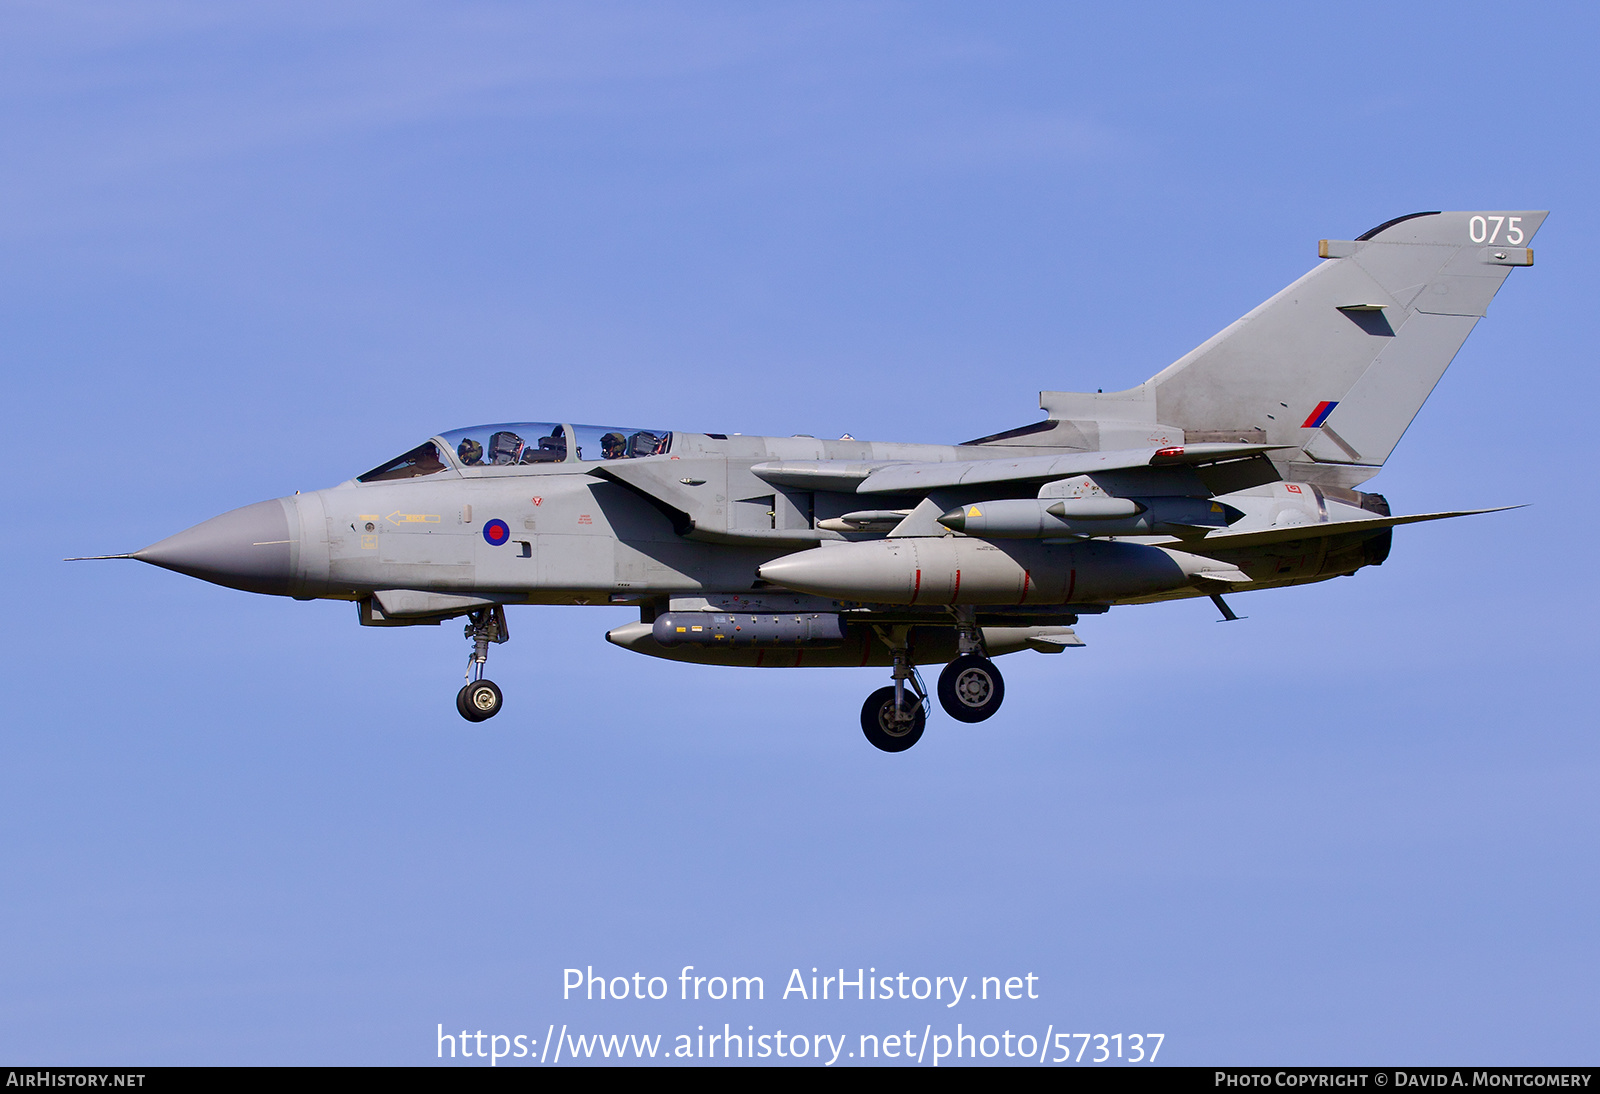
1156,506,1520,555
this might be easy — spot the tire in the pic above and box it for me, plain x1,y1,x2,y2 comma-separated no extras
937,655,1004,723
860,685,926,752
457,679,502,722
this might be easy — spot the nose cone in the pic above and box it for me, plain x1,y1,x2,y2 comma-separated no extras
135,498,298,596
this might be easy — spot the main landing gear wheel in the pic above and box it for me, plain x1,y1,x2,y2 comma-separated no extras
861,686,926,753
457,679,503,722
937,655,1004,723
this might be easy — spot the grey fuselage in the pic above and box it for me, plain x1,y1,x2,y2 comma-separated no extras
202,430,1384,615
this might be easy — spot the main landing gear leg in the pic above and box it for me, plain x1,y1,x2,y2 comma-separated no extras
938,607,1004,723
457,605,508,722
861,626,927,752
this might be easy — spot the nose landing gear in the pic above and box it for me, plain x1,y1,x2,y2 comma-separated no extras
456,606,508,722
458,678,503,721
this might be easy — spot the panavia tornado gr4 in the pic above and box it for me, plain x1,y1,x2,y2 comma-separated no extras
84,210,1544,751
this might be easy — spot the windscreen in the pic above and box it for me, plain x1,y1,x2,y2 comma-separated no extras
357,441,449,482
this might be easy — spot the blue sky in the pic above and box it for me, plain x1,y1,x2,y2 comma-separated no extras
1,1,1596,1065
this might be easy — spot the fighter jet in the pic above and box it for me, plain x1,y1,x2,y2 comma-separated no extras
80,210,1544,751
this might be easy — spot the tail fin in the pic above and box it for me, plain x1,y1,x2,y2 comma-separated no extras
1040,210,1546,487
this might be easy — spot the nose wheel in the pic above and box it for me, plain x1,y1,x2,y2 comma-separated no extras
457,679,503,722
457,606,509,722
937,655,1004,722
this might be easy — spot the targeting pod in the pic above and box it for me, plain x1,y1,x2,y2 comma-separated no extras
937,496,1241,538
653,611,850,648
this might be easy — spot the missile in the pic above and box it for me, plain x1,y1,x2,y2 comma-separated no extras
757,537,1250,605
815,509,913,533
937,496,1240,538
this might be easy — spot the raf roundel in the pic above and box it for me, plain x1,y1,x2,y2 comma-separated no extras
483,519,510,546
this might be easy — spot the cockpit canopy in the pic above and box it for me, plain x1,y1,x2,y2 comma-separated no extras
357,422,672,482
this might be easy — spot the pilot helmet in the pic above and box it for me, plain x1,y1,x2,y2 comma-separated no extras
457,438,483,465
601,432,627,458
